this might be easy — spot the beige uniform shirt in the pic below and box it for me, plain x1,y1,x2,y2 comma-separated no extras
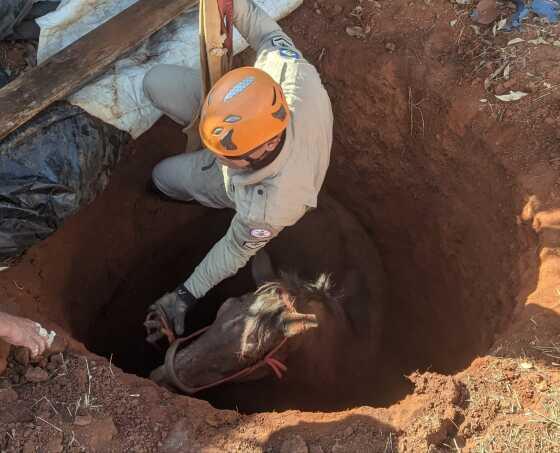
184,0,333,298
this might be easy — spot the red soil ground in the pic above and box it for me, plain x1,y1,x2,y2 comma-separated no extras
2,0,560,451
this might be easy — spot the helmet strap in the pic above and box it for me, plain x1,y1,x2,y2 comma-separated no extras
246,130,287,171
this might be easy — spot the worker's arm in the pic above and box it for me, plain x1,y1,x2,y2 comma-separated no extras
184,214,284,298
148,213,291,337
0,312,49,357
232,0,296,55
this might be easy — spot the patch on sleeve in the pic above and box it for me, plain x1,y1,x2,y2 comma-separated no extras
243,241,268,250
250,228,272,239
278,48,301,60
271,36,294,49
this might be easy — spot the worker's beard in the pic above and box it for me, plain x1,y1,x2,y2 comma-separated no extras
246,131,286,171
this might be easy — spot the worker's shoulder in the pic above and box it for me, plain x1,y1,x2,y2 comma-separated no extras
255,33,325,92
261,150,327,224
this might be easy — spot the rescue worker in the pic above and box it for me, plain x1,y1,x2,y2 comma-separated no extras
0,311,49,357
144,0,333,338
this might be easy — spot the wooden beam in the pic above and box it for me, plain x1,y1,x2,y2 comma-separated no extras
0,0,199,141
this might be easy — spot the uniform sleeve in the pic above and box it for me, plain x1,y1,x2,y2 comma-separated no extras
232,0,296,55
183,214,284,299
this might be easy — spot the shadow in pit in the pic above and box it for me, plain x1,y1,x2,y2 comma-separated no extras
52,114,560,416
261,414,398,453
57,116,253,376
158,414,399,452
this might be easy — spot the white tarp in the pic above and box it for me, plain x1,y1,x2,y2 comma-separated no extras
36,0,302,138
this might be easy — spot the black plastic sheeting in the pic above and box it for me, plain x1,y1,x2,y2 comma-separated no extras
0,0,34,40
0,103,129,263
0,0,60,41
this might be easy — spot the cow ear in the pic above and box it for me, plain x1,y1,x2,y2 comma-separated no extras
251,250,277,286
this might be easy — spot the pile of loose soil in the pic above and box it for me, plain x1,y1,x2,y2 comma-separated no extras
2,0,560,451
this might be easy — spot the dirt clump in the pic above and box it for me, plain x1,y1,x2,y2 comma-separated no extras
0,345,180,452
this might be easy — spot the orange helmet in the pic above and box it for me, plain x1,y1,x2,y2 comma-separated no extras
199,67,290,157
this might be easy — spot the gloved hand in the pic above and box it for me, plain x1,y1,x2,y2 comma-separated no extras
148,284,198,336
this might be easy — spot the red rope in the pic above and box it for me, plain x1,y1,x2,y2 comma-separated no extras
164,287,296,394
217,0,234,57
164,327,289,394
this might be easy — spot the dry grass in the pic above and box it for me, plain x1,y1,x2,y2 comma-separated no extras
527,386,560,450
408,88,425,137
471,353,560,452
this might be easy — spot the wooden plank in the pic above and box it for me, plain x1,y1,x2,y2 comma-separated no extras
0,0,199,141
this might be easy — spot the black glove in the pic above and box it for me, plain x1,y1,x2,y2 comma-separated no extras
149,284,198,336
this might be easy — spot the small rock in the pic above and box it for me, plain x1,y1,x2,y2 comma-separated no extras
385,42,396,52
32,356,48,369
545,117,555,125
0,388,18,403
472,0,498,25
346,26,369,39
48,335,67,355
75,416,117,452
493,84,507,96
526,81,539,94
74,414,93,426
45,432,64,453
49,353,64,366
280,435,308,453
14,347,30,366
24,367,49,383
342,426,354,437
9,373,21,385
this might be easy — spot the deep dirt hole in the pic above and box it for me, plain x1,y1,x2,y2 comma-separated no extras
77,99,520,414
23,2,522,415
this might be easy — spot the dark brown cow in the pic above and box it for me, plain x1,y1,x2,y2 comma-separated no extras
151,194,386,410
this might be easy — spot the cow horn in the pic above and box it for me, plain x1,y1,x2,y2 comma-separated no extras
281,312,319,337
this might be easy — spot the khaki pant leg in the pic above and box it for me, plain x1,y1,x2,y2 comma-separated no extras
143,64,202,125
152,150,233,210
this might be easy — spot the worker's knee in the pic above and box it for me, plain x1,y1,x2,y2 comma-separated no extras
142,64,201,125
148,174,177,202
151,157,196,202
151,160,173,197
143,65,164,107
